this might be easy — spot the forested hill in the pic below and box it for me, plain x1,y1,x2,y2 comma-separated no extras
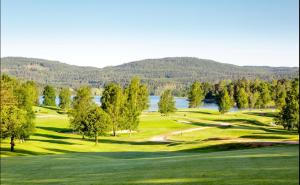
1,57,299,94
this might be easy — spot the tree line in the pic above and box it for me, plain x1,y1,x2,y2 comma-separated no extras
1,74,299,151
179,78,299,131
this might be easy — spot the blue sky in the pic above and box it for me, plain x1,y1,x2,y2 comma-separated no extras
1,0,299,67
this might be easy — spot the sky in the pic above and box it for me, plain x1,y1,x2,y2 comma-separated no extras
1,0,299,68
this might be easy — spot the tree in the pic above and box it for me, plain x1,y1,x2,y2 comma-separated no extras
101,83,125,136
59,88,72,110
259,82,272,108
69,86,93,139
248,91,260,109
275,90,299,131
158,90,176,115
236,87,248,109
86,105,111,144
187,81,204,108
217,89,232,114
0,106,28,151
124,77,149,135
1,75,35,144
43,85,56,106
275,83,287,109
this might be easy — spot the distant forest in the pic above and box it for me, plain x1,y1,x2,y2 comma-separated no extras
1,57,299,96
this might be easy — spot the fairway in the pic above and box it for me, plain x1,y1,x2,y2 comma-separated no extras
1,107,299,185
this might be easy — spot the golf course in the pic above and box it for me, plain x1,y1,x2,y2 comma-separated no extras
1,106,299,185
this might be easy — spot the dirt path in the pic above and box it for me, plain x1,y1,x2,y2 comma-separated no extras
149,121,231,142
149,119,299,145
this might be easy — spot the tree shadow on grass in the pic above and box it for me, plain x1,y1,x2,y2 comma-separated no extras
97,139,168,146
0,147,51,156
244,112,277,118
177,142,283,153
239,135,288,139
34,133,72,139
37,126,73,133
30,139,78,145
40,106,60,111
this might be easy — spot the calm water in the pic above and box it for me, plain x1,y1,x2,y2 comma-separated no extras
39,96,238,112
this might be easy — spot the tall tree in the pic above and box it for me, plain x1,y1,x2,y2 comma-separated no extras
124,77,149,135
43,85,56,106
187,81,204,108
69,86,93,139
236,87,249,109
217,89,232,114
101,83,125,136
275,83,287,109
0,75,36,151
86,105,111,144
259,82,272,108
158,89,176,115
275,90,299,131
248,91,260,109
59,87,72,110
0,106,27,151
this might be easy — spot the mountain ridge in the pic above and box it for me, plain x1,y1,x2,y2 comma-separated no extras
1,56,298,95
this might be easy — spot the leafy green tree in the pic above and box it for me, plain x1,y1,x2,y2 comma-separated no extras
59,88,72,110
0,74,18,106
101,83,125,136
86,105,111,144
187,81,204,108
69,86,93,139
1,75,35,143
248,91,260,109
217,89,232,114
0,106,28,151
236,87,248,109
43,85,56,106
275,90,299,131
259,82,272,108
158,90,176,115
124,77,149,135
275,83,287,109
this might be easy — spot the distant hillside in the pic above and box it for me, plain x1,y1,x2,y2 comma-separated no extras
1,57,299,95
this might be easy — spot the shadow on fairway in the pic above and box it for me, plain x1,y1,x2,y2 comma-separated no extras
244,112,277,118
33,133,72,139
0,147,52,156
177,142,283,153
37,126,73,133
239,135,288,139
30,139,78,145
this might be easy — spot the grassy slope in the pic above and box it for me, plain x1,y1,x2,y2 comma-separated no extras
0,107,299,184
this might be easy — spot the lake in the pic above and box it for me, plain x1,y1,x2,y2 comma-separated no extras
39,96,238,112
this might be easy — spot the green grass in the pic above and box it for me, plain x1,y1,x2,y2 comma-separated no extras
1,146,298,185
0,107,299,184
